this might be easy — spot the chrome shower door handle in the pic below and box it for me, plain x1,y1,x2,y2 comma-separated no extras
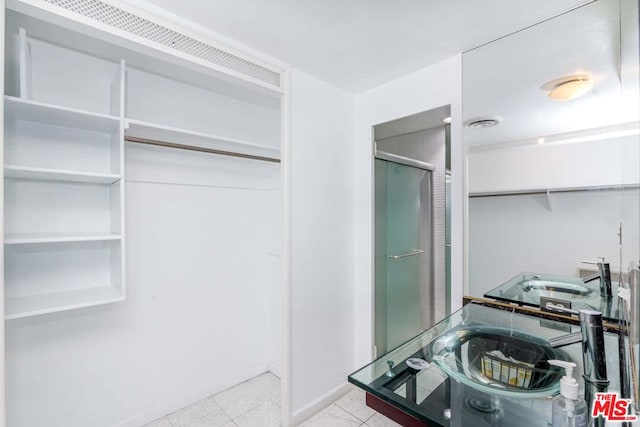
387,249,424,259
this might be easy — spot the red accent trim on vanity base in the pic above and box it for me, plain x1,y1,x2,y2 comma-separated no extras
365,393,433,426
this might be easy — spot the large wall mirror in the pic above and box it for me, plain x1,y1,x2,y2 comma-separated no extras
463,0,639,306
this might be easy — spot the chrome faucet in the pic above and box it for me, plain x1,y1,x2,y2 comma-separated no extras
547,307,609,426
578,309,609,419
386,360,396,377
582,258,613,298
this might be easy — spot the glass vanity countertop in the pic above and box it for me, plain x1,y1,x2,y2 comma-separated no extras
484,272,621,321
348,303,620,427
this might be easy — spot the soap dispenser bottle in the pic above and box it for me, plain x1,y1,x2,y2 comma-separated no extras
549,360,588,427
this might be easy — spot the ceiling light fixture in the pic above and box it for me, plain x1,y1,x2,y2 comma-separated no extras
541,75,593,101
537,137,545,144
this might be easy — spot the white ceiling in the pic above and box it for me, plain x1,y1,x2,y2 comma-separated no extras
465,0,620,146
122,0,591,93
464,0,639,148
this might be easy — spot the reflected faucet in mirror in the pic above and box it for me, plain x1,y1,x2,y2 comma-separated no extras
582,258,613,298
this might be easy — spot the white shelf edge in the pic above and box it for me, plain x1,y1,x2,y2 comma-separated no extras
5,292,125,320
125,118,281,157
4,233,122,244
4,165,122,184
4,95,121,132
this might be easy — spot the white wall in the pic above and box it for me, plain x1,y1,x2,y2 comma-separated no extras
353,55,464,367
5,146,280,427
289,69,355,416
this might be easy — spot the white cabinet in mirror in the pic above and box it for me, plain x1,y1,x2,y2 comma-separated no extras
3,26,126,319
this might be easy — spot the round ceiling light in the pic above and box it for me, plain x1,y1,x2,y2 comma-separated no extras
541,75,593,101
464,116,502,128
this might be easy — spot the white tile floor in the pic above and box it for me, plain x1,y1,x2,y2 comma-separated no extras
301,389,401,427
145,373,401,427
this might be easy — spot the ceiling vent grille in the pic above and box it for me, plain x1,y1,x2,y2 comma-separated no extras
42,0,282,89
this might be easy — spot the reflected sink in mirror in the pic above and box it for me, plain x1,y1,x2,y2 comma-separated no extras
484,272,621,321
426,325,567,398
519,276,593,297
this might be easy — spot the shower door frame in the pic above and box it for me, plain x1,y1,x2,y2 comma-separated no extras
373,147,436,357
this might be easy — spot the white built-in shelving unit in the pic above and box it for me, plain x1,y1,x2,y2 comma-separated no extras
123,65,281,157
4,25,126,319
4,1,287,425
3,5,283,320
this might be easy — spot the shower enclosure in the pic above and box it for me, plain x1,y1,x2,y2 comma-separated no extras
374,152,434,355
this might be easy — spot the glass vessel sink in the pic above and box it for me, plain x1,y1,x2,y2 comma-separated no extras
484,272,621,321
348,303,592,427
426,325,566,398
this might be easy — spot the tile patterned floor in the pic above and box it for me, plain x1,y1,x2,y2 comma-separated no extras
145,373,400,427
301,389,401,427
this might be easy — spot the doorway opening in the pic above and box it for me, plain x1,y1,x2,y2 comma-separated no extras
373,105,450,356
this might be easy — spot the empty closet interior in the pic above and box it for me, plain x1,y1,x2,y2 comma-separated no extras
3,4,283,426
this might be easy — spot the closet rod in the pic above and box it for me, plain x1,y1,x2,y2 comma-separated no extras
469,183,640,198
124,136,281,163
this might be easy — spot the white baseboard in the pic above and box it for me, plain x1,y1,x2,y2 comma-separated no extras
267,361,282,378
291,382,352,426
111,363,269,427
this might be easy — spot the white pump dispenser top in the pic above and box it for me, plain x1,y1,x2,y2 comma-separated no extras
549,360,579,400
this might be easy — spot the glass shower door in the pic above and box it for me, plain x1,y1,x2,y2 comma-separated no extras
375,158,433,355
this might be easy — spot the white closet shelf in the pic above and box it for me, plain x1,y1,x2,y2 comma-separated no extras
125,119,280,159
4,232,122,245
4,96,120,133
5,285,124,320
5,165,121,184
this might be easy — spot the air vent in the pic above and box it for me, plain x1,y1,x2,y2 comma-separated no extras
42,0,282,89
464,116,503,129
